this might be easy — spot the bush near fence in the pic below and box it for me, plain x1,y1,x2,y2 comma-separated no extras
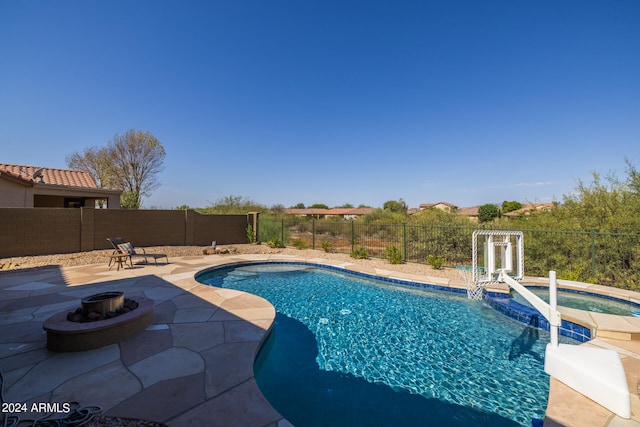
259,217,640,291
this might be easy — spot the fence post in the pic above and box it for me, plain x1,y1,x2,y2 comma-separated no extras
351,221,355,253
80,207,95,251
281,218,285,244
312,220,315,249
254,212,260,243
403,223,407,262
184,209,195,245
591,228,596,279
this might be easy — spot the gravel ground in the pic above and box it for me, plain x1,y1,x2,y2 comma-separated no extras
0,244,459,280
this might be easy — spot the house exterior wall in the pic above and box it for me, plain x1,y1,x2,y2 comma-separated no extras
34,195,66,207
0,179,31,207
0,179,121,209
432,203,455,213
0,208,257,257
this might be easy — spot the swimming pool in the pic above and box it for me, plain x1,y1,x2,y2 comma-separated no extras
511,286,640,316
198,263,577,426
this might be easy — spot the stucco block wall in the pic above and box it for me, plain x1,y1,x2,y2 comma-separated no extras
94,209,186,248
193,214,250,246
0,208,256,258
0,208,81,256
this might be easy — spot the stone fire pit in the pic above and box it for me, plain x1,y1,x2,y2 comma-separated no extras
43,292,154,352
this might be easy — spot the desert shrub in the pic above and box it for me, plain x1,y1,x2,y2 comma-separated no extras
266,236,285,248
383,245,403,264
294,221,310,233
258,217,290,243
350,246,370,259
427,254,445,270
246,225,256,243
321,241,334,253
315,220,349,237
292,239,307,249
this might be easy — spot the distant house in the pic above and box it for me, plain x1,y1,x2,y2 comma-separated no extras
325,207,375,220
283,208,330,219
284,207,374,220
418,202,458,213
457,206,480,222
503,203,554,218
456,203,554,222
0,164,121,208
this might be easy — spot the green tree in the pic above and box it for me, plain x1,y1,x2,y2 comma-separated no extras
270,204,286,215
310,203,329,209
201,195,268,214
108,130,166,209
383,199,407,214
339,203,354,208
66,146,117,189
67,129,166,209
625,157,640,195
410,207,473,227
292,203,305,209
362,208,406,224
119,191,140,210
561,171,626,231
478,204,499,222
501,200,522,213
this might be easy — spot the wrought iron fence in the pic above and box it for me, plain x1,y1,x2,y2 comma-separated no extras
258,217,640,290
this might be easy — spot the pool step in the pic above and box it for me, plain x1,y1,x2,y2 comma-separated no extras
592,312,640,341
596,328,640,341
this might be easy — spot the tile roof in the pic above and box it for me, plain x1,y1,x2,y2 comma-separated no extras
326,207,375,215
284,207,375,216
0,164,98,189
419,201,458,209
285,208,330,215
457,206,480,216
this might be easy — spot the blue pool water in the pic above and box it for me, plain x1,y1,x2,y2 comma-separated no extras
198,263,574,426
511,287,640,316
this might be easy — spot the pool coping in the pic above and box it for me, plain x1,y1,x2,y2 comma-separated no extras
1,252,639,427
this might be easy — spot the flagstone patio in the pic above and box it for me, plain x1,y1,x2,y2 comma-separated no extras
0,253,638,426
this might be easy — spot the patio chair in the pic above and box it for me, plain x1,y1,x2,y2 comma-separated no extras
107,237,169,266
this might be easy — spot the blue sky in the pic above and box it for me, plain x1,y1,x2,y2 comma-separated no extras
1,1,638,209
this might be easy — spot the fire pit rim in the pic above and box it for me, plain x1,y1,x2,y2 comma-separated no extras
81,291,124,304
44,298,154,333
81,291,125,317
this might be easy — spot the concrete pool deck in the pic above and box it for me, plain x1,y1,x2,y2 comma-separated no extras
0,252,639,426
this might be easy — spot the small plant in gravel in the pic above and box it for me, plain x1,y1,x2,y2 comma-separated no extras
427,254,445,270
246,225,256,243
383,245,403,264
350,246,370,259
321,241,334,253
266,236,285,248
292,239,307,249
